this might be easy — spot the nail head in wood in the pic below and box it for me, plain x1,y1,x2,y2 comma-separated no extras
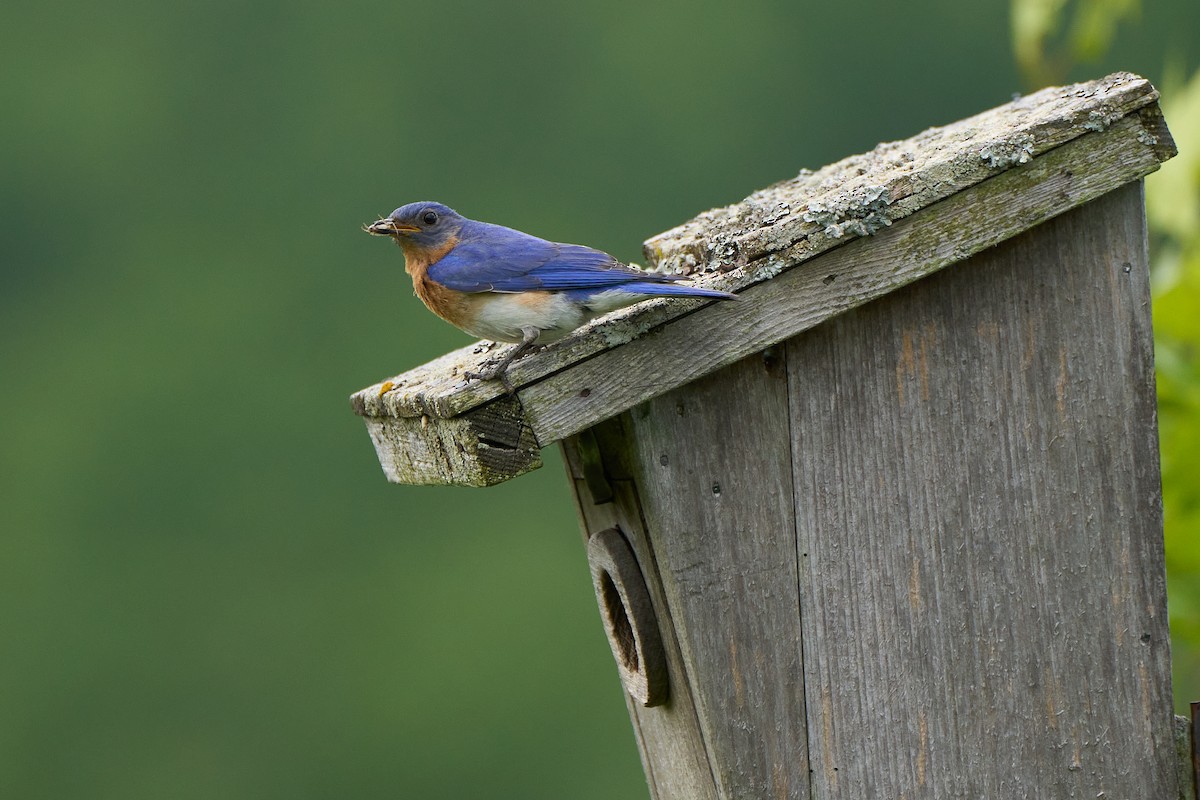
586,528,668,707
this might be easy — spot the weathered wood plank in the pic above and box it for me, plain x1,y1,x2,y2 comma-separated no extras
519,107,1169,446
350,73,1173,437
362,394,540,486
565,180,1177,798
355,95,1174,485
564,349,812,799
620,352,811,799
787,182,1176,798
1175,714,1196,800
643,72,1162,274
562,430,721,800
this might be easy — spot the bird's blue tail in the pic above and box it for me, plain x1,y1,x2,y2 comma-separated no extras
622,281,737,300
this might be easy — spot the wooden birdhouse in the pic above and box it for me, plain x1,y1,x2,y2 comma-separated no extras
351,73,1190,798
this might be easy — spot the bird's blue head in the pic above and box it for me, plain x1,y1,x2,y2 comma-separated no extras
365,202,465,253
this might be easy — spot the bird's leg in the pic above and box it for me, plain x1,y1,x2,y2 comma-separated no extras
464,326,540,391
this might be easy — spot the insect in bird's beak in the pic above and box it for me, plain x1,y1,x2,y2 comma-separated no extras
364,219,419,236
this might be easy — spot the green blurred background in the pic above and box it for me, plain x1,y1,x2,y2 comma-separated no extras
2,1,1197,797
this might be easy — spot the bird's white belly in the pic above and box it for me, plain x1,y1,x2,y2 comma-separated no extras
464,292,588,343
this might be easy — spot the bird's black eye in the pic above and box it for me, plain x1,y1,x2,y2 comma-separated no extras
422,211,439,226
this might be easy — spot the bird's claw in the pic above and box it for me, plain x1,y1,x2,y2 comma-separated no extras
464,364,516,394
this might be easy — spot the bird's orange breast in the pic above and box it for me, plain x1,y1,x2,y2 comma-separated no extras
401,236,478,330
413,273,477,329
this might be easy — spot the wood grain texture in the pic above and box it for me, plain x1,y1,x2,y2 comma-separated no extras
620,351,813,800
564,183,1176,798
565,355,813,799
355,96,1174,485
364,394,540,486
586,526,670,707
350,74,1176,484
563,430,721,800
786,182,1175,798
643,73,1163,274
519,108,1168,447
1176,714,1196,800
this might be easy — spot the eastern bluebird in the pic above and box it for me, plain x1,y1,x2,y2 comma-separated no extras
365,202,736,385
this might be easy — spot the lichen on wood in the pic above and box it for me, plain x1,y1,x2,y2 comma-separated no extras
363,394,540,486
642,71,1163,276
350,72,1176,487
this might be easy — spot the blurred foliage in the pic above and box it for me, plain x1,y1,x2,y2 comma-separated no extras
1149,67,1200,706
1012,0,1140,87
1013,0,1200,710
1,0,1198,797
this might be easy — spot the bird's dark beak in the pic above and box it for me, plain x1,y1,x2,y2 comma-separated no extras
365,219,419,236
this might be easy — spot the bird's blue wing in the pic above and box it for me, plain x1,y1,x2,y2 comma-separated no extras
427,222,677,293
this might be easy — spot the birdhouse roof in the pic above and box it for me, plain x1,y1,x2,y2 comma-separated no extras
350,72,1175,487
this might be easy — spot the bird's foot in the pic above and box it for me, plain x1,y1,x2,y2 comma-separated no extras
464,362,516,394
463,331,540,394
